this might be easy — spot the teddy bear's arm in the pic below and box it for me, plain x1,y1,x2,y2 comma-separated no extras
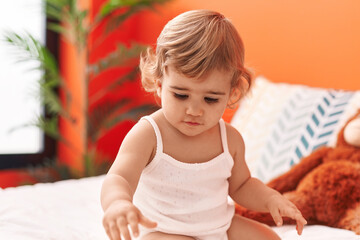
267,146,331,193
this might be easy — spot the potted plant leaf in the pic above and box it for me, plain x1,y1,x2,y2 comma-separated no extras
4,0,169,182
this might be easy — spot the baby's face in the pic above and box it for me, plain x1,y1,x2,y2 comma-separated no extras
157,66,233,137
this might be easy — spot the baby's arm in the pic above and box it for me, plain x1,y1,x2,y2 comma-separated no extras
226,125,307,235
101,120,157,240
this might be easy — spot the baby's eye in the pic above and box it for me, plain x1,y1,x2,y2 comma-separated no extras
204,97,219,103
174,93,188,100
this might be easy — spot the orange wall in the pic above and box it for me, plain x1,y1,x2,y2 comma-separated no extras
139,0,360,90
59,0,360,168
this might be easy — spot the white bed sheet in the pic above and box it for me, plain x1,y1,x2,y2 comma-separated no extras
0,175,358,240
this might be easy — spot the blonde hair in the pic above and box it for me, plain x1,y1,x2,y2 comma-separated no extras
140,9,252,105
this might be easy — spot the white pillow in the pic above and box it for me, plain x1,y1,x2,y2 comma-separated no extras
231,76,360,182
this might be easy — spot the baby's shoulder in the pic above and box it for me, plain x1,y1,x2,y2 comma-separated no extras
224,122,244,141
224,122,245,155
122,117,157,149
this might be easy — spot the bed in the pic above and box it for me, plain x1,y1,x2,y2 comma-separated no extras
1,75,359,239
0,174,359,240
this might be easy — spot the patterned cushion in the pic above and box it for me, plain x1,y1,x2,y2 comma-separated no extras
231,76,360,182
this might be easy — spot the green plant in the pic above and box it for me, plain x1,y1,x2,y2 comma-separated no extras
5,0,168,180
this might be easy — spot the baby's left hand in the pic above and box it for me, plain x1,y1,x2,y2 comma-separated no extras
266,194,307,235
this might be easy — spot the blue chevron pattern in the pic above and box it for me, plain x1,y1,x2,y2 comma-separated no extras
231,77,360,182
256,89,354,182
255,87,323,181
292,91,354,160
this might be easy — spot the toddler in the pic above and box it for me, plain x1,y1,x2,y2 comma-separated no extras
101,9,307,240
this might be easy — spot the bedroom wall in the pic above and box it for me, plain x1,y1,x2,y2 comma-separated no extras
109,0,360,130
1,0,359,188
60,0,360,167
138,0,360,90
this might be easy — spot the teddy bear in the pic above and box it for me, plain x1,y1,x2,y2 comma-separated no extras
235,109,360,235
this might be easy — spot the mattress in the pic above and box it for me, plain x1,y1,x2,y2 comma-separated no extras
0,175,358,240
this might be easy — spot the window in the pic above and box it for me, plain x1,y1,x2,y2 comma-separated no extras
0,0,57,169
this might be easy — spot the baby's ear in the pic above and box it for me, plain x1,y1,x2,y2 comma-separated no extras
227,88,241,108
155,80,162,97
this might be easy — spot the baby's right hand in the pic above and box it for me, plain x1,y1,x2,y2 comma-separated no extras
102,200,157,240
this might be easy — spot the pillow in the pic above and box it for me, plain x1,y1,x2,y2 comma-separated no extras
231,76,360,182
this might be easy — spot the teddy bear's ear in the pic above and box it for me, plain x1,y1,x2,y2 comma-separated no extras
336,109,360,147
344,115,360,147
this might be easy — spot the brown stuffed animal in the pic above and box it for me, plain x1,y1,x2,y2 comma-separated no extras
235,109,360,235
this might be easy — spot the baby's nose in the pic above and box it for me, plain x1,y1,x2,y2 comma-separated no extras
186,103,203,116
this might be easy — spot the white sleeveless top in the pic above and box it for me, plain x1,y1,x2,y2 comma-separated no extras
133,116,235,236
